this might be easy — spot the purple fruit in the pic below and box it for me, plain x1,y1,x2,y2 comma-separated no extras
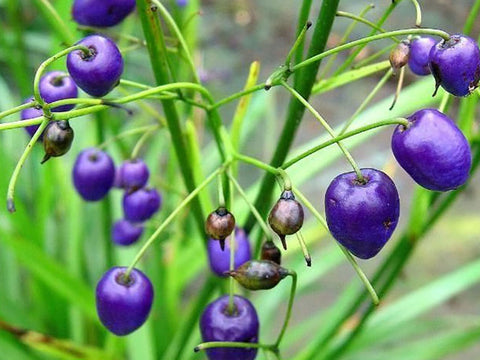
123,188,161,222
391,108,471,191
408,37,436,76
117,159,150,191
73,148,116,201
177,0,188,6
96,266,154,336
200,295,259,360
39,71,78,111
429,34,480,96
20,98,44,138
72,0,136,28
207,228,252,277
325,168,400,259
66,35,123,97
112,219,144,246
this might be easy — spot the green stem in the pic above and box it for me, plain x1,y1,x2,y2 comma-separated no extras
351,43,396,69
409,0,422,27
195,341,276,352
130,127,158,159
285,21,312,67
97,125,160,150
339,68,394,135
125,165,226,277
283,118,408,169
0,101,36,120
33,0,76,45
463,0,480,34
293,0,313,66
336,11,398,42
274,271,298,347
7,119,49,212
211,84,266,111
228,226,236,315
234,152,279,175
280,80,364,181
293,28,450,72
292,186,379,305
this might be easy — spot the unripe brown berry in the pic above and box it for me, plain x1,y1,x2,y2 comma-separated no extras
261,240,282,265
389,40,410,70
226,260,289,290
205,207,235,250
268,190,304,250
41,120,74,164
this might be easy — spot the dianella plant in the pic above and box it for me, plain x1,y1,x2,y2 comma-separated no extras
0,0,479,359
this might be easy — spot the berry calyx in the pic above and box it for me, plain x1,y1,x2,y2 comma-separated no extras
123,188,161,222
72,0,136,28
391,108,472,191
39,71,78,112
408,36,436,75
112,219,144,246
325,168,400,259
200,295,259,360
268,190,304,250
96,266,154,336
389,40,410,71
207,228,252,277
66,35,123,97
227,260,289,290
205,207,236,251
72,148,116,201
429,34,480,97
260,240,282,265
41,120,74,164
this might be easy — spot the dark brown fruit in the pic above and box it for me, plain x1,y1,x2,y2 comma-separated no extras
205,207,236,250
41,120,74,164
261,240,282,265
226,260,289,290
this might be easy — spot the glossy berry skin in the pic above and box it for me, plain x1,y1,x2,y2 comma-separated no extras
96,266,153,336
408,37,436,75
20,98,44,138
123,188,161,222
227,260,289,290
200,295,259,360
261,240,282,265
72,0,136,28
67,35,123,97
112,219,144,246
73,148,116,201
325,168,400,259
392,109,471,191
429,34,480,96
41,121,74,164
118,159,150,191
39,71,78,111
207,228,251,277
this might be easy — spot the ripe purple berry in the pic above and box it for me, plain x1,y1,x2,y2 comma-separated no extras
408,36,436,75
200,295,259,360
39,71,78,111
123,188,161,222
67,35,123,97
325,168,400,259
112,219,144,246
207,228,251,277
72,0,136,28
41,120,74,164
20,98,44,138
391,108,471,191
268,190,304,250
429,34,480,96
72,148,116,201
117,159,150,191
96,266,154,336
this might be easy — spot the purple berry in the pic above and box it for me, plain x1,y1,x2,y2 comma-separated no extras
177,0,188,6
72,0,136,28
207,228,252,277
118,159,150,191
408,36,436,76
20,98,44,138
200,295,259,360
429,34,480,96
96,266,154,336
123,188,161,222
73,148,116,201
67,35,123,97
325,168,400,259
112,219,144,246
39,71,78,111
391,108,471,191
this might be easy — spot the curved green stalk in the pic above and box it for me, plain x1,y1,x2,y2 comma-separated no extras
275,271,298,347
336,11,398,42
